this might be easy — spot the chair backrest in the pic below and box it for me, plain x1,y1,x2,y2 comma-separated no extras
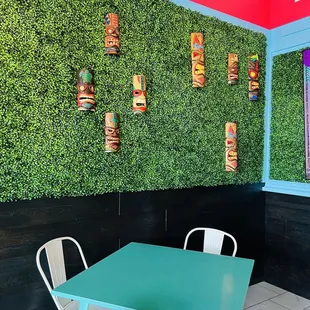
36,237,88,310
183,227,237,257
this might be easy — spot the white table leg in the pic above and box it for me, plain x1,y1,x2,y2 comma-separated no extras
79,302,89,310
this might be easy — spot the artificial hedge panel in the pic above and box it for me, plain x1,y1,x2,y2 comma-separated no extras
0,0,266,202
270,49,310,182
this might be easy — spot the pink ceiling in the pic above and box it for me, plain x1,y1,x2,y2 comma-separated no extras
270,0,310,29
191,0,310,29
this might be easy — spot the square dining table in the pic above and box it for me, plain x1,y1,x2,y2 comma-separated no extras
52,242,253,310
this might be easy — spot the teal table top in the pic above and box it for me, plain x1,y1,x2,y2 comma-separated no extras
52,242,254,310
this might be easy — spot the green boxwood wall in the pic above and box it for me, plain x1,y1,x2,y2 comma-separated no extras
0,0,266,202
270,49,310,182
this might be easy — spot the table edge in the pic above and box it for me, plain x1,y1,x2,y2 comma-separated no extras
51,289,136,310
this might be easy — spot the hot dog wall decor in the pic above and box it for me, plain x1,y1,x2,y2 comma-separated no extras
225,122,238,172
303,49,310,179
132,75,147,115
77,68,95,111
228,53,238,85
191,32,205,88
104,13,120,55
248,54,259,100
105,113,120,152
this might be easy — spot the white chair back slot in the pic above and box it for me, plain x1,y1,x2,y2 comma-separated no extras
45,239,69,308
184,227,238,257
45,239,67,289
36,236,89,310
203,229,225,255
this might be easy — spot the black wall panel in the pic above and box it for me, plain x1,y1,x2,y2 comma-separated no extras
265,192,310,299
0,184,264,310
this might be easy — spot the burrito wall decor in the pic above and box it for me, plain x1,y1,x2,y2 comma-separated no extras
191,33,205,88
132,75,147,115
228,53,238,85
104,13,120,55
225,122,238,172
77,68,95,111
105,113,120,152
248,54,259,100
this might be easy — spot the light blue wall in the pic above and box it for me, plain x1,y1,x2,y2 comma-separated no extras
170,0,268,34
263,17,310,197
170,1,310,197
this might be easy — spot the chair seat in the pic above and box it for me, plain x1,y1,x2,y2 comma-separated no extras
64,300,109,310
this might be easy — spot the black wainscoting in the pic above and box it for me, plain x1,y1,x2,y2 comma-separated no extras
0,184,265,310
265,192,310,299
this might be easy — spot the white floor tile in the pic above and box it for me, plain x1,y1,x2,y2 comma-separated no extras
244,284,279,308
271,292,310,310
258,282,287,295
245,300,289,310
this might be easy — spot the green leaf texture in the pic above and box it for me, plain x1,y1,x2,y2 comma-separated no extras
270,49,310,182
0,0,266,202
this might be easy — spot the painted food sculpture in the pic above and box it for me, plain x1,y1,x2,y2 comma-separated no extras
191,32,205,88
105,112,120,152
248,54,259,100
228,53,238,85
104,13,120,55
225,122,238,172
77,68,95,111
133,75,147,115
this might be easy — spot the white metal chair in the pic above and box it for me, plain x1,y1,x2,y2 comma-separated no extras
183,227,238,257
36,236,105,310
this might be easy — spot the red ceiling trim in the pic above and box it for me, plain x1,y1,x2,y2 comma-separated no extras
191,0,310,29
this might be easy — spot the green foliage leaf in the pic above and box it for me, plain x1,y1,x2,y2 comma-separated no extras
0,0,266,202
270,49,310,182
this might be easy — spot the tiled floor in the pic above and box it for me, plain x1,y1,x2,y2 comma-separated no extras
244,282,310,310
